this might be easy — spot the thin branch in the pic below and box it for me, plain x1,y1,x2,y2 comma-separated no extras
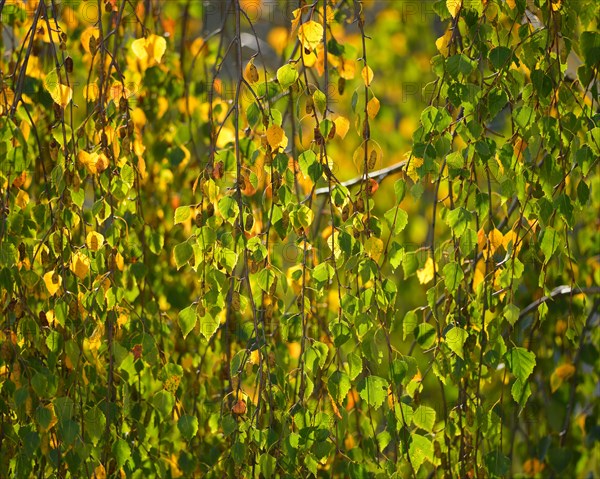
314,159,407,196
518,286,600,319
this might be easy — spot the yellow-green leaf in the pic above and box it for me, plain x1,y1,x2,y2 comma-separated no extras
298,20,323,52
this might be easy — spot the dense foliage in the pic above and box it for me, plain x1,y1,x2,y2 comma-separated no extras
0,0,599,477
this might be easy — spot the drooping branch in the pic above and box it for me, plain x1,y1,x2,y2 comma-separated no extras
314,159,407,196
518,286,600,319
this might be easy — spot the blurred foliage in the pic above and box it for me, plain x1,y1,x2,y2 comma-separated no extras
0,0,599,477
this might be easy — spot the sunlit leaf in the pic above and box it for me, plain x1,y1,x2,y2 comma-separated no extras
43,69,72,108
417,257,435,284
298,20,323,52
132,34,167,63
447,0,462,17
361,66,374,86
43,270,62,296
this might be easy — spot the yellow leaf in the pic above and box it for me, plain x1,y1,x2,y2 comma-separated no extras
85,326,104,353
78,150,99,175
406,156,424,182
551,0,561,10
488,228,503,254
364,237,384,262
447,0,462,17
0,87,14,115
523,458,545,475
472,259,486,291
239,0,262,14
334,116,350,139
338,57,356,80
86,231,105,252
15,189,29,209
298,20,323,52
435,29,453,57
367,97,380,119
148,34,167,63
301,48,317,68
506,0,516,9
84,81,99,101
71,251,90,280
551,363,575,392
96,153,109,173
417,257,435,284
244,60,259,84
43,69,72,108
267,26,289,55
290,8,303,34
43,270,62,296
266,124,286,149
132,34,167,63
555,363,576,379
92,464,107,479
502,229,520,252
361,66,374,86
117,312,129,328
80,27,100,54
249,349,260,365
190,37,205,57
115,251,125,271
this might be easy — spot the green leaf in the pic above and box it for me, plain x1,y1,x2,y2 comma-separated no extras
511,377,532,406
446,207,472,236
290,204,314,229
112,438,131,469
394,179,407,204
174,241,193,269
298,150,322,183
412,405,436,432
415,323,436,349
446,327,468,359
53,397,74,422
34,406,53,431
485,450,511,477
504,304,520,326
199,311,219,340
312,262,334,284
513,106,535,131
358,375,388,409
178,414,199,440
446,54,477,78
540,227,560,262
488,46,512,70
580,31,600,67
443,261,464,292
420,106,452,133
174,206,192,225
506,347,536,382
403,310,419,340
178,305,197,339
230,349,246,376
313,89,327,114
409,434,434,471
276,64,299,89
347,352,363,380
84,407,106,446
259,453,276,479
384,207,408,235
328,371,351,404
153,390,175,418
256,268,276,293
218,196,239,223
246,102,260,127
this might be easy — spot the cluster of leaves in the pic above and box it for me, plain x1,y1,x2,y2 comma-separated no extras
0,0,598,477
